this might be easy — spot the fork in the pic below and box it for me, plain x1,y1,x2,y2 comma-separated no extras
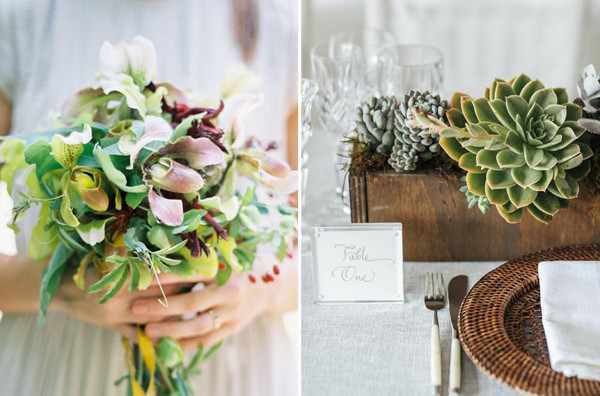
424,272,446,396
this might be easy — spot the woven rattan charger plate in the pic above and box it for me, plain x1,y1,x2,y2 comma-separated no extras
458,244,600,396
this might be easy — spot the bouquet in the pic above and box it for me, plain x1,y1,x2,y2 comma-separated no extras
0,36,297,395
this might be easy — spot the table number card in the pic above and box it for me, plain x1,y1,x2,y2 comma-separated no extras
311,224,403,303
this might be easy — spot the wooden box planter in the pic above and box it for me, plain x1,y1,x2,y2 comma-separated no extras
349,170,600,261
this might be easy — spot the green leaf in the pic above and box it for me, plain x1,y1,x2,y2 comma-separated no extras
567,160,591,181
511,74,531,95
28,203,59,260
466,172,486,196
511,166,542,188
507,186,538,208
473,98,500,123
485,182,509,205
530,169,553,191
487,169,516,189
497,149,525,168
527,205,553,224
238,206,261,232
0,139,26,193
277,204,297,216
504,131,524,154
99,74,147,117
489,100,516,130
170,209,208,234
519,79,545,102
494,82,516,101
439,137,467,161
275,234,288,262
533,192,560,215
549,174,578,199
532,151,557,171
505,95,529,124
94,145,148,193
60,195,80,227
216,262,232,286
458,153,485,173
39,243,72,325
125,191,146,209
497,205,523,224
88,264,126,294
475,150,500,170
155,239,188,255
529,88,558,108
0,127,79,147
523,145,543,168
461,99,479,124
76,217,114,246
24,141,63,197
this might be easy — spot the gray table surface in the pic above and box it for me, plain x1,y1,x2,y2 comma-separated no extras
301,255,519,396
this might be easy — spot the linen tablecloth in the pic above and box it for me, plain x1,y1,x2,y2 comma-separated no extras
301,256,518,396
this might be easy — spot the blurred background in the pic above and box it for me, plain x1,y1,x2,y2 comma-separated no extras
302,0,600,98
300,0,600,228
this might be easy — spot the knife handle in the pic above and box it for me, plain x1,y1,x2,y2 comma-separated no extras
449,336,461,394
431,323,442,393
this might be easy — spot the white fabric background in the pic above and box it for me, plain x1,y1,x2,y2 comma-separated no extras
0,1,298,395
302,0,600,98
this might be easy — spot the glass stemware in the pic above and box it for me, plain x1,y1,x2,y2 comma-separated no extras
330,28,395,95
310,41,364,220
301,78,318,252
377,45,444,96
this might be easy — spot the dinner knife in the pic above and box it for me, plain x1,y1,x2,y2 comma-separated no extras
448,275,469,395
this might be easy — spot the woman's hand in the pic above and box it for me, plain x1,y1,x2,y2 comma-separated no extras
53,266,186,341
131,271,269,350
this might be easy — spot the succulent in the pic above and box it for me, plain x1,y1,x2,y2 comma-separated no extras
354,96,398,154
389,90,449,172
575,64,600,134
461,182,491,213
436,74,592,224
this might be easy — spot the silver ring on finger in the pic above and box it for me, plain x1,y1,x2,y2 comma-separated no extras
208,309,222,330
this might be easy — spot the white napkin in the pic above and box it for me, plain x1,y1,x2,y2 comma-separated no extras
538,261,600,381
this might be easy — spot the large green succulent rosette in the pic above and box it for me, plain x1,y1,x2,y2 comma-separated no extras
438,74,592,224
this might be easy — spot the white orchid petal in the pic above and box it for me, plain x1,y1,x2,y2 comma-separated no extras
99,41,129,76
57,124,93,145
221,64,262,98
129,116,173,168
259,170,299,194
126,36,157,87
218,93,263,148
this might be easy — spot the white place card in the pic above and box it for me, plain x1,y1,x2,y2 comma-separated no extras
311,224,403,303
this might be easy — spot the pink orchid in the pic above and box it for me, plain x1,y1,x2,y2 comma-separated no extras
237,146,299,195
148,188,184,226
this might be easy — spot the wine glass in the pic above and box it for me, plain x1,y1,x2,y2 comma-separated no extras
301,78,318,252
377,45,444,96
310,41,364,220
329,28,395,95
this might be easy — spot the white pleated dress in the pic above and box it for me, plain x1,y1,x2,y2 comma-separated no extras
0,1,298,395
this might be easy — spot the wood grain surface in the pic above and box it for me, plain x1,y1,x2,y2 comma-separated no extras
349,171,600,261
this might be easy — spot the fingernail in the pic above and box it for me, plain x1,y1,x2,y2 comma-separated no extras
133,302,147,314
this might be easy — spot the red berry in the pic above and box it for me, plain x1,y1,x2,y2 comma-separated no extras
261,275,268,283
219,262,226,271
273,265,280,275
248,274,256,283
286,252,293,259
265,274,275,282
